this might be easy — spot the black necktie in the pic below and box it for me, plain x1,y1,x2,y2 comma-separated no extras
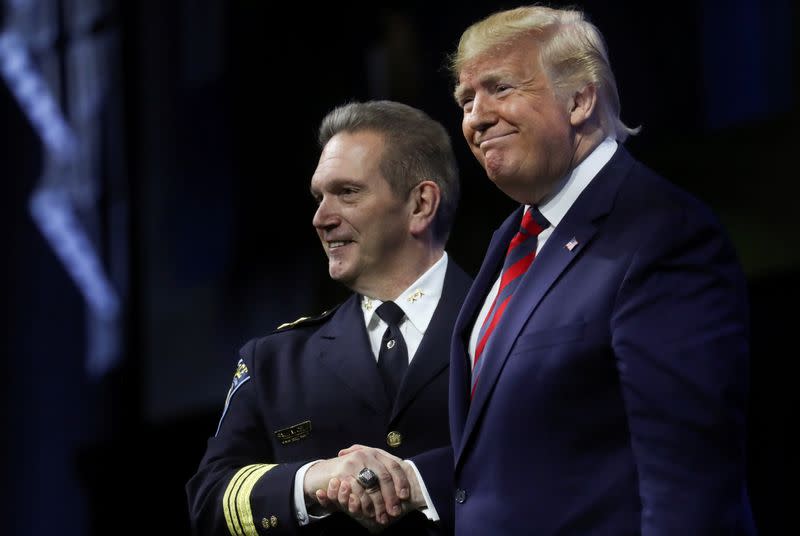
375,301,408,400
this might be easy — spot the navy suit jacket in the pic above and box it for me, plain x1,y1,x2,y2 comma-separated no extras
187,260,472,536
414,146,756,535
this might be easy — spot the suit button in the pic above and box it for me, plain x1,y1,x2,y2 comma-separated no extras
455,488,467,503
386,431,402,448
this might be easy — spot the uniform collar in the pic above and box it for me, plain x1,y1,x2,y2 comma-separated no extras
361,252,449,334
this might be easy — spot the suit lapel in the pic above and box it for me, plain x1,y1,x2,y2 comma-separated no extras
456,219,598,461
317,295,392,413
450,206,524,449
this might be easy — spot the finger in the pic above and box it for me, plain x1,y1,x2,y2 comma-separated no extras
368,488,389,524
357,479,374,519
327,477,345,512
337,477,353,513
357,473,389,525
346,479,363,516
384,456,410,505
343,475,375,520
315,489,331,509
368,457,406,519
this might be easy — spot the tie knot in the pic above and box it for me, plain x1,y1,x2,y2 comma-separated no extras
520,205,549,236
376,301,405,326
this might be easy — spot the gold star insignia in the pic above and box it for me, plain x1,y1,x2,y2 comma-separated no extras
406,288,425,303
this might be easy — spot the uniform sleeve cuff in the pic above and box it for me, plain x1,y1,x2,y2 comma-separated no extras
293,460,331,525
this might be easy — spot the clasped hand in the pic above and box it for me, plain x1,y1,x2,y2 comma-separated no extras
303,444,421,532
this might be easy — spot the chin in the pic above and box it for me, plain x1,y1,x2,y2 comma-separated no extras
328,268,345,282
328,265,353,285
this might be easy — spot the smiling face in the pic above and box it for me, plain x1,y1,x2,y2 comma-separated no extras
455,36,576,204
310,130,412,296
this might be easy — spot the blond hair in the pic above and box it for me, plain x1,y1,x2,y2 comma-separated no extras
450,5,639,141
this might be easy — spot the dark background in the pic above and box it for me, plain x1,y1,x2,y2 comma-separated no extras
4,0,796,534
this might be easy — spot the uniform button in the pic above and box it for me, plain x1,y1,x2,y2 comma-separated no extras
386,431,402,448
455,488,467,503
261,517,270,529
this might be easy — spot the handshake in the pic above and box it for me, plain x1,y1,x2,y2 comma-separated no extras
302,444,428,532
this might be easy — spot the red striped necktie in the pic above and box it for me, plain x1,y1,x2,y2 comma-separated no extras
471,206,549,398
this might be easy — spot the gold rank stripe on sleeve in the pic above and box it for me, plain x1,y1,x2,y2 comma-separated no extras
223,464,277,536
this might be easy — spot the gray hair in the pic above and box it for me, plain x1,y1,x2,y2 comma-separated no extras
318,100,460,245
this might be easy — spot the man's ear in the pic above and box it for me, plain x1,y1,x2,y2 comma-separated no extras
568,83,597,127
408,181,440,236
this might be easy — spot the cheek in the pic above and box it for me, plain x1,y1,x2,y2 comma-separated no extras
462,124,483,160
461,119,472,142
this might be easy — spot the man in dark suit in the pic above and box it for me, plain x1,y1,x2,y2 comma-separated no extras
323,6,756,534
186,100,472,535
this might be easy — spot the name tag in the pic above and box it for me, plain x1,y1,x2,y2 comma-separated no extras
274,420,312,445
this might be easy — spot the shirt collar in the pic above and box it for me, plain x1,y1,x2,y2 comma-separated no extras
536,137,618,227
361,252,449,333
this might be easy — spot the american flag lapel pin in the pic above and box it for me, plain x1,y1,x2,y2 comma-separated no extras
565,237,579,251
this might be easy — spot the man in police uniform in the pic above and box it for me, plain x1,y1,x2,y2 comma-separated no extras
186,100,471,535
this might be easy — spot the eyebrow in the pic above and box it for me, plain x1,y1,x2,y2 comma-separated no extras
453,84,471,105
309,176,364,196
453,71,511,104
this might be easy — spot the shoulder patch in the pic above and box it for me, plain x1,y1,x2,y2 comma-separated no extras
272,304,340,332
231,358,250,387
214,357,251,436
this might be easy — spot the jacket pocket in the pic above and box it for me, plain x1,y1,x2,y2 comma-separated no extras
510,322,589,353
